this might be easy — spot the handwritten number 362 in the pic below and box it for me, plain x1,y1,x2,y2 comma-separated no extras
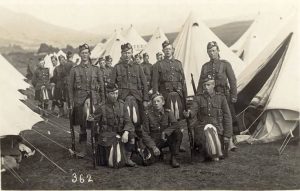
72,173,93,183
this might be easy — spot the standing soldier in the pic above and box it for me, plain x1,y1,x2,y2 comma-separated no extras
104,55,113,78
196,41,240,150
51,55,68,117
32,58,50,116
68,43,105,158
155,52,164,63
140,53,152,91
109,43,149,163
141,93,183,168
184,75,232,161
152,40,187,120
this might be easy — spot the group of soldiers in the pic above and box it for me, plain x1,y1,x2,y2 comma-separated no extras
31,39,241,168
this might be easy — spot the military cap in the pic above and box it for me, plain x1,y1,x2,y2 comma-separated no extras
66,51,73,57
207,41,219,51
134,53,142,59
203,74,215,83
105,55,112,61
98,57,105,62
50,55,58,60
162,40,171,49
151,92,164,101
106,83,118,93
79,43,90,52
156,52,163,56
143,52,149,57
121,43,133,52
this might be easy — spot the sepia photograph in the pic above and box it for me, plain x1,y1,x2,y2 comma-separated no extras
0,0,299,190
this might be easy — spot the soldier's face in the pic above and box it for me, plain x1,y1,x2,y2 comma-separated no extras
107,90,118,103
163,45,174,58
207,46,219,60
59,57,66,64
100,60,106,68
135,57,142,64
51,58,58,67
105,60,112,66
143,55,149,62
80,49,90,62
121,49,133,62
152,96,165,111
39,61,45,68
203,81,215,94
156,54,163,61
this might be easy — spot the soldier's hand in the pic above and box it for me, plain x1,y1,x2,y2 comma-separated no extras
161,132,167,141
153,146,161,156
50,83,55,86
143,101,149,108
231,97,237,103
224,137,230,143
122,131,129,143
87,114,95,122
148,89,153,94
183,110,191,118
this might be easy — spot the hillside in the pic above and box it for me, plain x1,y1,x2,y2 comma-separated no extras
0,7,102,49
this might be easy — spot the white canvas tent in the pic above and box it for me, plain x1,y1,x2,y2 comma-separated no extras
236,12,299,143
143,27,168,64
90,42,105,59
230,11,292,64
123,25,147,52
174,12,246,96
100,30,127,66
0,55,43,136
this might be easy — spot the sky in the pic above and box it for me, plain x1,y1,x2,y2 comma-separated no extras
0,0,298,34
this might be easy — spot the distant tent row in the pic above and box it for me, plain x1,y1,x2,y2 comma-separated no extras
91,25,168,66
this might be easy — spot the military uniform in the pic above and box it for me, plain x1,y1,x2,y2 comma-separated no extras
152,58,187,119
141,107,183,167
104,65,113,81
68,61,104,142
189,91,232,158
196,59,242,134
32,67,50,102
51,64,67,104
140,61,152,89
110,60,149,102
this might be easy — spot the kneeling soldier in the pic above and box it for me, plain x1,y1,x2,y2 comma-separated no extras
184,75,232,161
141,93,183,168
91,84,137,167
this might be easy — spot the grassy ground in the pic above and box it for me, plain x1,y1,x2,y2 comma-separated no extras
1,98,300,190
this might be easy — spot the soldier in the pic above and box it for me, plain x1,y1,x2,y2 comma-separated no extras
109,43,149,161
152,40,187,120
184,75,232,161
32,58,50,116
68,43,105,157
141,93,183,168
89,84,137,167
104,55,113,77
156,52,163,62
134,54,143,65
196,41,240,150
140,53,152,90
51,55,68,117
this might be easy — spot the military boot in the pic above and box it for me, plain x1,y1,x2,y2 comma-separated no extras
170,155,180,168
125,152,136,167
77,133,88,158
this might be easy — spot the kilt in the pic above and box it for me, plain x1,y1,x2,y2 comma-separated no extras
34,88,51,102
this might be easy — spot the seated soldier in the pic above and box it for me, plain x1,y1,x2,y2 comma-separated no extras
183,75,232,161
141,93,183,168
90,84,137,167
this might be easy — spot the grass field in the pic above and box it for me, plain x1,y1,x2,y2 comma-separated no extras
1,95,300,190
